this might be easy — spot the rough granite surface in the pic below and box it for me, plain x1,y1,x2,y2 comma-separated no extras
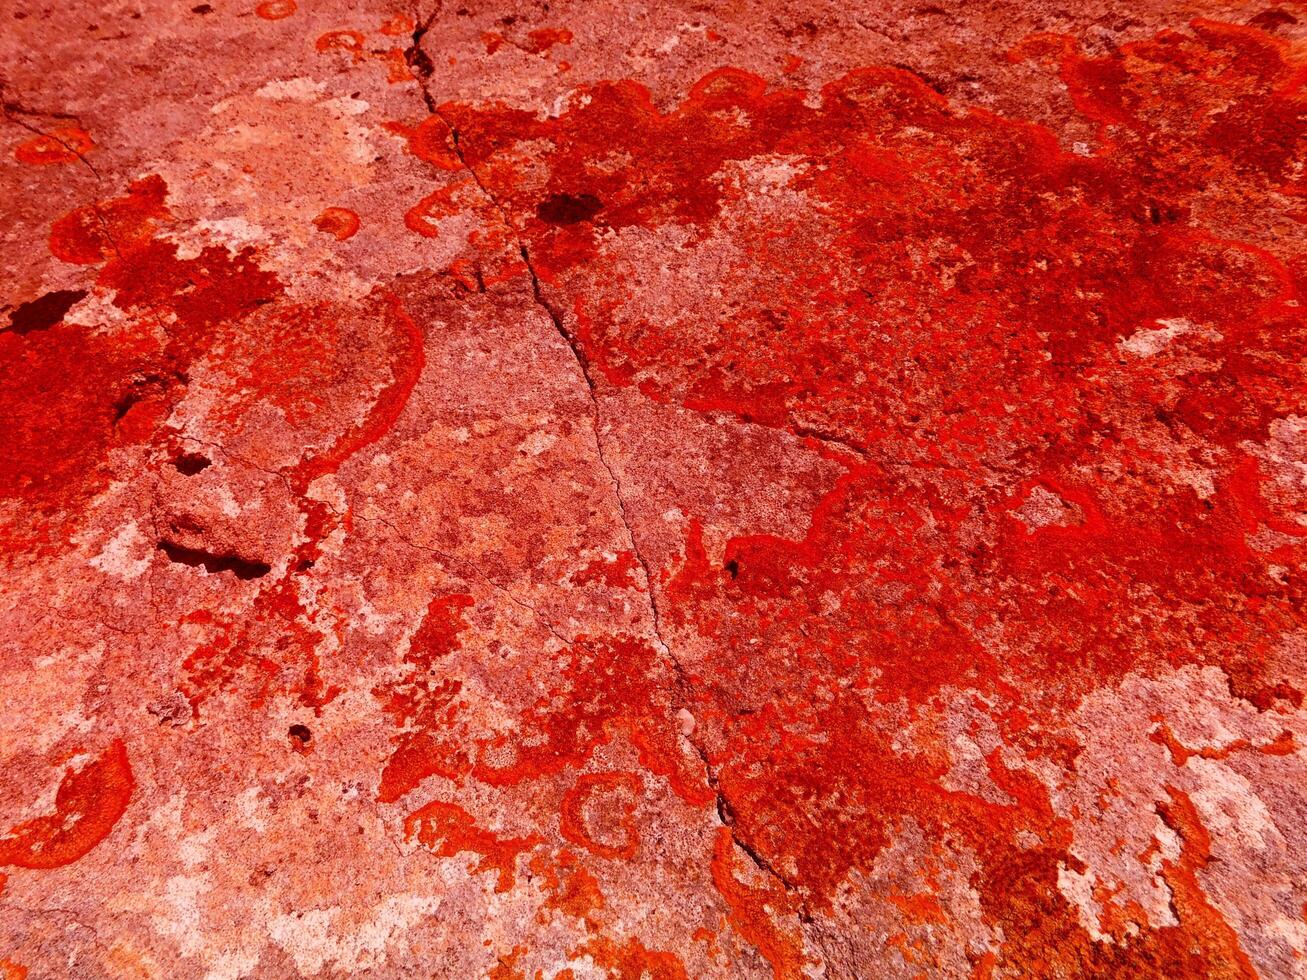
1,0,1305,977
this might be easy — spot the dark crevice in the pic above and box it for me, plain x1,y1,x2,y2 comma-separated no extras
112,371,186,423
537,192,604,226
171,452,211,475
157,540,272,579
5,289,87,335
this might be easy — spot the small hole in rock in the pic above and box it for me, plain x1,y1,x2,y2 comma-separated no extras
289,724,312,744
172,452,211,475
725,559,740,579
537,192,603,226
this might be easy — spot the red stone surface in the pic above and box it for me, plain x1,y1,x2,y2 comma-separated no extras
1,0,1305,976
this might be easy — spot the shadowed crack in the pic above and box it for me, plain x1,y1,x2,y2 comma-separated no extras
157,540,272,580
406,24,812,919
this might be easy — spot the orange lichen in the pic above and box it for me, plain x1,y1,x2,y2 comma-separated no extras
254,0,295,20
13,126,93,165
1155,788,1259,978
559,772,642,860
0,741,134,870
577,935,688,979
404,800,542,892
313,207,360,240
532,849,607,927
709,830,806,980
315,30,365,62
48,174,169,265
525,28,573,54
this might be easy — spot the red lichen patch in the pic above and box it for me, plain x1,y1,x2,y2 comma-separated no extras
375,594,475,802
430,31,1303,462
287,291,425,492
0,741,134,870
254,0,295,20
311,207,358,240
525,28,573,55
569,550,640,590
376,48,415,84
1154,788,1260,978
0,960,27,980
13,126,93,165
0,300,168,549
559,772,642,860
532,850,606,927
471,634,670,786
391,115,463,171
577,935,688,979
1150,722,1298,766
415,31,1304,968
404,800,542,892
5,7,1305,976
48,174,169,265
176,297,425,719
487,945,528,980
378,13,415,36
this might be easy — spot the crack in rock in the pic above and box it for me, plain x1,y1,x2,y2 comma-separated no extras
405,31,812,919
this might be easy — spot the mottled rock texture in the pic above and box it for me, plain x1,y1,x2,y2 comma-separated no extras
2,0,1305,977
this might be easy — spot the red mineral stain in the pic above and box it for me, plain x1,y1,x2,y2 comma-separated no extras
13,126,93,165
0,741,134,869
312,206,360,240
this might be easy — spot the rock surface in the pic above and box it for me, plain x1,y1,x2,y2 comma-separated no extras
1,0,1305,977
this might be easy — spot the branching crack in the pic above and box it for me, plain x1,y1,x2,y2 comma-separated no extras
1,84,100,179
407,30,810,917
